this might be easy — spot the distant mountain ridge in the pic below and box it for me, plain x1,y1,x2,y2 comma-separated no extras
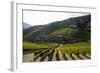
23,22,32,29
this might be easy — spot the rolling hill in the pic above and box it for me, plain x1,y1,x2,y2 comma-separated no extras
23,15,91,43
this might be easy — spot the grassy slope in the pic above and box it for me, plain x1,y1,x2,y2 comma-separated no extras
23,41,59,51
50,28,72,35
60,41,91,55
23,41,90,55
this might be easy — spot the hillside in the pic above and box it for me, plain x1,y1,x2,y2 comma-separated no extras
23,15,91,43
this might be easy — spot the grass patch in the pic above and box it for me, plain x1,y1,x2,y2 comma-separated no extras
50,28,72,35
23,41,59,51
60,41,91,55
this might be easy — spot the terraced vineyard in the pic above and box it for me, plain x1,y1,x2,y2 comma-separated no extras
23,41,91,62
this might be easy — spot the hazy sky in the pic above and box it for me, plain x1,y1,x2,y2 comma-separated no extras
23,11,88,26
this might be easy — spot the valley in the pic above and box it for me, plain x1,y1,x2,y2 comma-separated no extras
23,15,91,62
